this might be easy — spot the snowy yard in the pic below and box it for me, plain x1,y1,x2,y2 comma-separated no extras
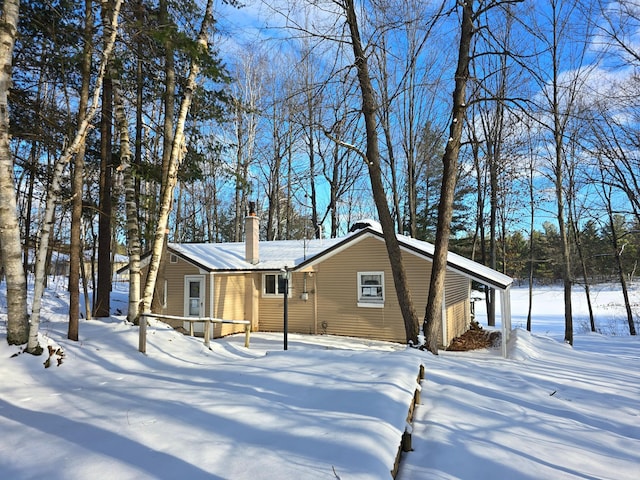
1,281,639,479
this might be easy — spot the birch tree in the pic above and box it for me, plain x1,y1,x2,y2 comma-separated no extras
26,0,123,353
0,0,29,346
113,68,141,324
69,0,94,340
140,0,218,314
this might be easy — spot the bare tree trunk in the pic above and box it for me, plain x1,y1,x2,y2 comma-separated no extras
615,247,637,336
95,0,115,318
80,223,92,320
343,0,420,344
233,101,245,242
0,0,29,346
376,41,402,233
573,227,596,332
69,0,93,340
555,138,573,345
113,68,142,324
423,0,474,354
603,186,636,336
286,135,293,238
23,120,39,280
306,97,320,239
547,0,584,346
134,0,144,239
149,0,175,313
381,105,402,233
479,31,509,326
526,143,535,332
26,0,122,353
566,147,596,332
468,123,486,264
487,135,497,326
141,0,216,313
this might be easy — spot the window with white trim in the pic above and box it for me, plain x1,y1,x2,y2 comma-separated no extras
357,271,384,307
263,273,291,297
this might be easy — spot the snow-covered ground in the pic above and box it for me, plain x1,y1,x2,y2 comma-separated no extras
0,280,638,479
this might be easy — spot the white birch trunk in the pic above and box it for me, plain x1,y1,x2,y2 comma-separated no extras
112,76,141,323
0,0,29,346
141,0,216,313
26,0,123,352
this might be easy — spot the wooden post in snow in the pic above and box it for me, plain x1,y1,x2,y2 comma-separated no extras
139,314,147,353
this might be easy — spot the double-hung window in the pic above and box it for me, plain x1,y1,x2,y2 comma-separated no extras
357,271,384,307
263,273,290,297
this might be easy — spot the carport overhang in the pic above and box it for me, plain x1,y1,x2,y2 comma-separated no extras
406,249,513,358
390,234,514,358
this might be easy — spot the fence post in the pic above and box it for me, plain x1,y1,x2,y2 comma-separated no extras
204,319,210,348
139,314,147,353
244,323,250,348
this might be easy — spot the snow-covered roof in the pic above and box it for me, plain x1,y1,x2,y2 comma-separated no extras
168,236,345,272
397,234,513,290
169,226,513,290
292,227,513,290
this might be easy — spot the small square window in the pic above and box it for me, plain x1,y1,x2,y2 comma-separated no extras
170,254,178,263
357,272,384,307
263,273,291,297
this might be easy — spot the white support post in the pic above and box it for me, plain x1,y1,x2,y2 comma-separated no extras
441,290,448,347
500,287,512,358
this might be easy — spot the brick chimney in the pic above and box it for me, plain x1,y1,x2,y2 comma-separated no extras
245,201,259,265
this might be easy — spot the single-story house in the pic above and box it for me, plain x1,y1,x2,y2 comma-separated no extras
153,214,513,354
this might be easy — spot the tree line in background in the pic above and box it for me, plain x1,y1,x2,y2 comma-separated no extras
1,0,638,352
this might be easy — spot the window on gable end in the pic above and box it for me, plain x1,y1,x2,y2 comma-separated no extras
357,271,384,307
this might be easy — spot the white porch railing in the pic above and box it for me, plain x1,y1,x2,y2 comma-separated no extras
138,313,250,353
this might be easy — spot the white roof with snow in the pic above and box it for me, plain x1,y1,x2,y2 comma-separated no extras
169,226,513,290
396,234,513,290
168,237,345,271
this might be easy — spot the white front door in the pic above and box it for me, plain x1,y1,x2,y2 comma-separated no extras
184,275,205,332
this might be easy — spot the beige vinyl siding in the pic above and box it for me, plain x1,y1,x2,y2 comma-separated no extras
446,300,469,342
258,272,316,334
161,235,474,344
213,273,247,337
157,258,249,337
310,235,469,345
314,236,410,343
444,271,471,344
161,257,208,329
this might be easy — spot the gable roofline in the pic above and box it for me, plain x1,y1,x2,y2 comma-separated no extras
116,250,152,275
166,246,212,272
293,227,513,291
292,228,380,271
126,227,512,290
